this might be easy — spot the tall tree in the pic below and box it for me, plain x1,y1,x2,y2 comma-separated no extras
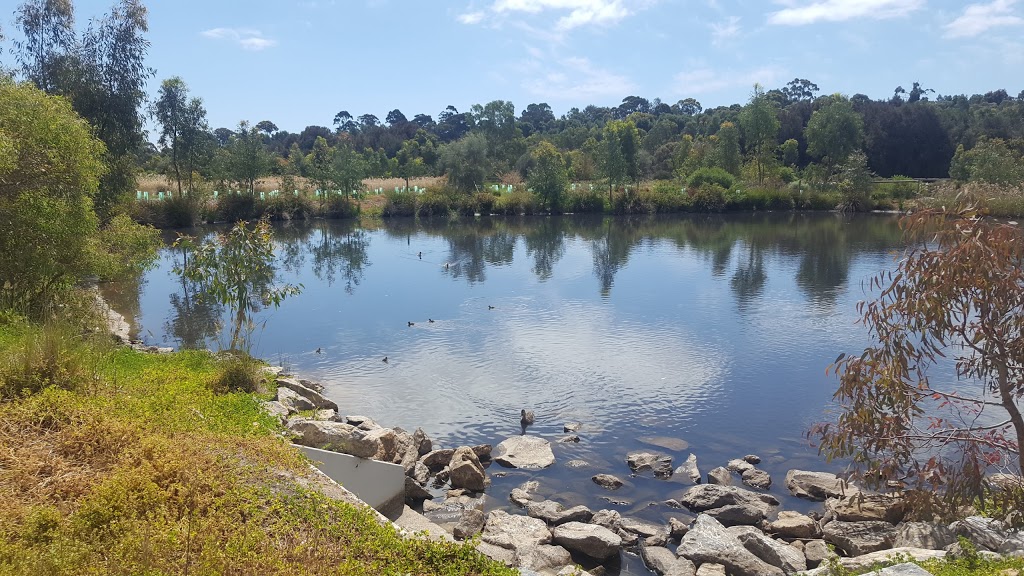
152,76,209,195
225,121,271,195
528,141,569,212
738,84,780,185
13,0,75,93
715,122,741,176
805,94,864,175
600,119,640,205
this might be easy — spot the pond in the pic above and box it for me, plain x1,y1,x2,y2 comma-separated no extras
104,212,907,570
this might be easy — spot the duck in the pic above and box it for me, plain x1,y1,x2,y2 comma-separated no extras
418,251,422,259
408,321,415,327
488,305,496,310
428,318,435,323
521,409,535,427
382,356,388,363
315,347,322,354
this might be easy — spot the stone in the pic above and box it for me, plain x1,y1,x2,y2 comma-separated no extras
363,428,404,462
313,408,337,421
695,563,726,576
988,473,1024,492
481,510,552,552
869,563,933,576
669,517,690,539
560,435,581,443
627,451,674,477
526,500,594,525
590,509,621,530
565,459,589,468
727,525,807,573
410,460,430,484
641,545,697,576
675,454,702,484
277,387,316,412
894,522,956,550
564,422,583,432
825,494,906,523
801,548,947,575
510,488,536,508
557,567,594,576
741,468,772,490
592,474,625,490
494,436,556,469
551,522,622,561
677,515,784,576
275,377,339,411
344,415,381,431
453,508,486,540
769,511,820,539
448,446,488,492
639,436,690,452
412,427,433,455
727,459,755,474
743,455,761,464
618,517,667,539
420,448,456,470
785,470,856,501
705,505,767,527
261,400,290,420
287,419,379,458
297,378,324,392
950,516,1007,551
517,544,573,573
404,476,432,502
476,540,515,566
679,484,778,525
472,444,492,460
822,520,898,556
998,533,1024,557
803,539,833,568
707,467,732,486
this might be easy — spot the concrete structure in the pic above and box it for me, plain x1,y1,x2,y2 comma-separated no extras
295,444,406,519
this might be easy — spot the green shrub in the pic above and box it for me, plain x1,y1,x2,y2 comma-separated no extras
381,190,417,217
492,190,539,215
690,184,727,212
216,193,258,223
416,187,459,218
730,188,795,211
562,187,605,213
0,324,104,399
323,194,359,219
796,190,842,211
210,355,264,395
612,189,654,214
263,193,312,221
472,192,497,215
688,167,736,190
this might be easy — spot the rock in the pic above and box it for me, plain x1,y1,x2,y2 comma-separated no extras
288,419,380,458
593,474,625,490
277,387,316,412
627,451,674,477
869,563,933,576
741,468,772,490
526,500,594,525
895,522,956,550
412,427,433,455
950,516,1011,551
476,540,516,566
297,378,324,392
551,522,622,561
449,446,488,492
404,476,432,502
557,566,594,576
704,505,767,527
803,539,833,568
565,459,589,468
517,544,573,573
564,422,582,432
695,563,726,576
618,517,669,547
802,548,947,575
639,436,690,452
769,511,820,539
822,520,898,556
420,448,456,470
675,454,702,484
344,414,381,431
313,408,337,421
494,436,556,469
453,508,486,540
276,377,339,411
825,494,906,523
669,517,690,539
560,435,581,443
363,427,404,462
998,533,1024,557
664,499,684,509
785,470,856,501
727,525,807,573
679,484,778,525
707,467,732,486
641,545,697,576
677,515,784,576
481,510,552,552
988,473,1024,492
591,509,621,530
510,488,536,508
727,459,755,474
743,455,761,464
472,444,492,460
261,400,290,420
410,460,430,484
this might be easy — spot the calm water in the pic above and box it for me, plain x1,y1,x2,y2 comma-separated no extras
105,212,906,569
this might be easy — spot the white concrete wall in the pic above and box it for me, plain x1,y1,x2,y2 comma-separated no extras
295,444,406,518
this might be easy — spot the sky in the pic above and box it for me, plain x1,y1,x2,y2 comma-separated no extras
2,0,1023,134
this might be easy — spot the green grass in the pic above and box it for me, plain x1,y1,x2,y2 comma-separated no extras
0,318,515,576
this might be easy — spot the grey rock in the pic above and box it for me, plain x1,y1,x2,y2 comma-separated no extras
517,544,572,573
869,563,933,576
741,468,772,490
363,427,405,462
420,448,456,470
404,476,432,502
453,508,486,540
287,419,379,458
677,515,784,576
669,517,690,539
727,525,807,573
825,494,906,523
564,422,583,432
551,522,622,560
261,400,290,421
727,459,755,474
998,533,1024,557
894,522,955,550
679,484,778,520
277,387,316,412
276,377,338,411
695,563,726,576
449,446,488,492
482,510,552,551
472,444,492,460
410,460,430,484
803,539,833,568
707,467,732,486
641,545,697,576
949,515,1007,551
297,378,324,392
565,459,589,468
557,566,594,576
412,427,433,455
344,414,381,431
476,540,516,566
627,451,674,477
593,474,625,490
785,470,856,501
618,517,668,540
510,488,536,508
822,520,898,556
675,453,702,484
743,455,762,464
769,511,820,539
802,548,947,575
560,435,581,444
590,509,621,530
313,408,337,421
494,436,556,469
988,473,1024,492
639,436,690,452
526,500,594,525
703,504,770,526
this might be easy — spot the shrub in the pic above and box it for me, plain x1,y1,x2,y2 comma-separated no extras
472,192,497,215
263,193,312,221
323,194,358,219
381,190,417,217
416,187,459,218
562,187,605,213
0,325,104,399
216,192,258,223
210,354,264,395
492,190,539,215
690,184,727,212
730,188,795,211
688,167,736,191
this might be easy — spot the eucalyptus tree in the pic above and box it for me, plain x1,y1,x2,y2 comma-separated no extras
738,84,780,185
805,94,864,176
225,121,271,195
152,76,210,195
527,141,569,212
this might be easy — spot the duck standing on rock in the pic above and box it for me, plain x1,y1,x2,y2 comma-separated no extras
520,409,535,434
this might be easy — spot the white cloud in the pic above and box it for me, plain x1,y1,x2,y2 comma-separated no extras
461,0,651,31
673,65,786,96
943,0,1023,38
201,27,278,51
457,11,486,24
709,15,741,46
520,56,636,100
767,0,923,25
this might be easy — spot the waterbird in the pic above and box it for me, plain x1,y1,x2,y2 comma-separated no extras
408,321,415,327
445,262,450,270
428,318,435,323
418,251,422,259
521,409,535,426
382,356,388,363
315,347,322,355
488,305,496,310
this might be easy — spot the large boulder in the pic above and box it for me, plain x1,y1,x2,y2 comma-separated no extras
481,510,552,552
404,476,432,502
618,517,669,547
526,500,594,525
551,522,622,561
707,467,732,486
949,516,1007,551
494,436,556,469
741,468,772,490
727,459,755,474
640,545,697,576
704,505,769,527
679,484,778,525
800,548,946,575
695,564,726,576
769,511,820,539
344,414,381,431
677,515,784,576
363,427,402,462
822,520,898,556
517,544,573,573
785,470,856,501
420,448,456,470
590,509,621,530
894,522,956,550
277,387,316,413
453,508,486,540
803,539,834,568
276,377,339,411
627,451,674,477
448,446,488,492
727,525,807,573
288,419,379,458
825,494,906,523
412,427,433,455
868,564,933,576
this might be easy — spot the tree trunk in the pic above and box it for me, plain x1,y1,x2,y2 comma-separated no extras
997,361,1024,476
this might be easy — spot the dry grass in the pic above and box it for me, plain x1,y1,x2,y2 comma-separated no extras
362,176,446,192
137,174,446,194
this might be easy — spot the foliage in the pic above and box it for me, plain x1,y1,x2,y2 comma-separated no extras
818,197,1024,519
715,122,742,176
527,141,569,212
836,151,874,212
739,84,780,185
806,95,864,174
224,121,272,195
91,214,161,280
492,190,539,215
151,76,210,196
441,133,489,193
0,323,106,400
209,354,264,395
688,167,736,190
600,119,641,202
690,184,727,212
949,138,1024,185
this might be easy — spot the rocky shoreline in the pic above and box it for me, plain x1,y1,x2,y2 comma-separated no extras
264,373,1024,576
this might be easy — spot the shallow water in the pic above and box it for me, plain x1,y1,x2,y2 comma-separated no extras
105,212,907,572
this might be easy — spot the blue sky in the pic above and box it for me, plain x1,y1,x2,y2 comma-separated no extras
4,0,1023,133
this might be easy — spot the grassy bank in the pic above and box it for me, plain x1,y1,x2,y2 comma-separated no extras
0,312,513,576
